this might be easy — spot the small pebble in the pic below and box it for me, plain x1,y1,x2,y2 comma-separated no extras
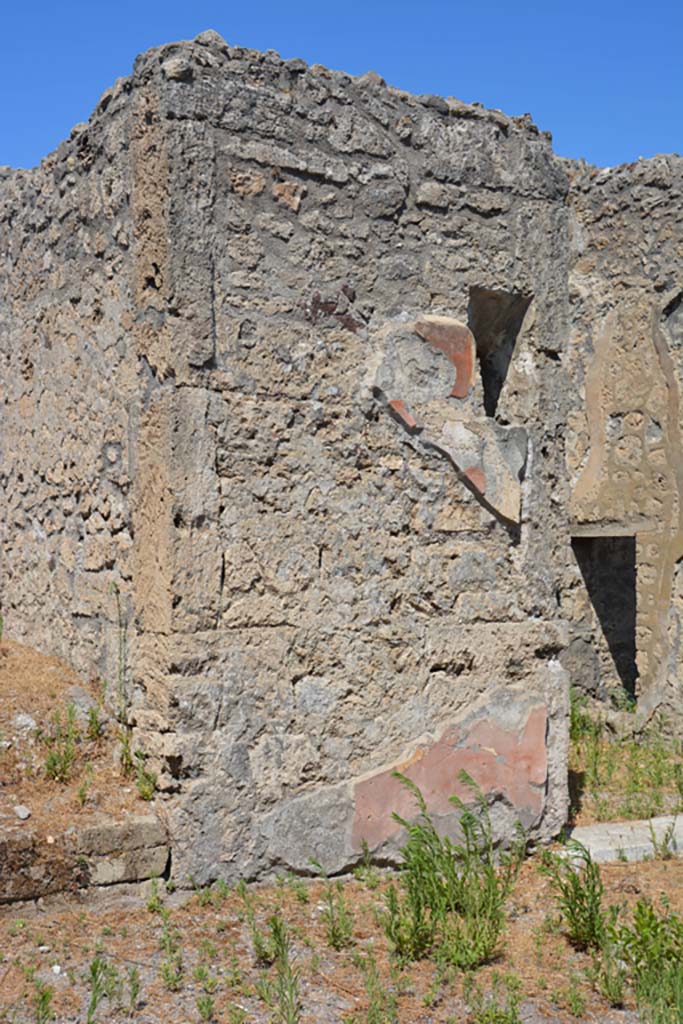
12,713,37,731
13,805,31,820
51,965,61,976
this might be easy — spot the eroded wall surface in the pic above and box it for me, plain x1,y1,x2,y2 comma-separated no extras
1,32,575,881
0,84,139,681
566,157,683,718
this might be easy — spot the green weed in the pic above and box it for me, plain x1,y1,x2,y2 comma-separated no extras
353,949,398,1024
134,751,156,801
160,954,183,992
76,764,94,808
540,840,607,950
31,979,53,1024
86,706,104,742
196,994,216,1021
463,971,522,1024
146,878,163,914
85,956,120,1024
126,966,141,1014
43,704,79,783
353,839,381,890
253,911,301,1024
311,861,354,950
381,771,524,969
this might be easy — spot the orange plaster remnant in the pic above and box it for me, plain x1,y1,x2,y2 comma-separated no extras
463,466,486,493
388,399,419,430
415,317,475,399
351,705,547,850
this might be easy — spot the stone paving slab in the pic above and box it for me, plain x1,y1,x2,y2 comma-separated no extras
0,815,169,903
570,815,683,862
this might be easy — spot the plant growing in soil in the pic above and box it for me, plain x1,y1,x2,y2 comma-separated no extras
196,993,216,1021
85,956,120,1024
612,898,683,1022
311,860,354,950
134,750,157,801
253,911,302,1024
540,840,607,950
76,764,94,808
353,838,381,890
126,965,141,1015
160,953,183,992
463,971,522,1024
352,949,398,1024
146,878,163,914
43,703,79,783
31,978,53,1024
86,705,104,742
382,770,524,969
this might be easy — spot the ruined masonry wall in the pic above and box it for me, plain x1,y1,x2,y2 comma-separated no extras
0,84,138,683
565,157,683,716
2,31,575,883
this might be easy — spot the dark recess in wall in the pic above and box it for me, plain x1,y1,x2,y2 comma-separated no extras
468,287,532,418
571,534,638,699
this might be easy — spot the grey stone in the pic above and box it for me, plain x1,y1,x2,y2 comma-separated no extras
11,713,36,732
161,57,193,82
418,93,449,114
570,816,683,863
13,805,31,820
194,29,227,48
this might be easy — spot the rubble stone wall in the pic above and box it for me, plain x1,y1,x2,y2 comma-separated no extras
565,157,683,719
8,30,683,882
0,83,139,683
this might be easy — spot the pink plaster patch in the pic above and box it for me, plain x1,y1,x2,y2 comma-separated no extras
414,319,475,399
352,706,547,851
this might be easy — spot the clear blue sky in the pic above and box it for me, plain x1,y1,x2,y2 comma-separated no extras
2,0,681,170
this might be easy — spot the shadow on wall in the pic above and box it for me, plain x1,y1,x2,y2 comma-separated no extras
571,535,638,698
468,287,532,419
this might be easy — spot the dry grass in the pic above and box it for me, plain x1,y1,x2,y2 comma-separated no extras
0,640,144,837
2,854,677,1022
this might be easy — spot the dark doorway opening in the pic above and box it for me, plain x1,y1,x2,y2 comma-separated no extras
467,287,532,418
571,534,638,698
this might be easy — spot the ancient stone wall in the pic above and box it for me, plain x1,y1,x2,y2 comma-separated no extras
565,157,683,720
0,29,615,883
0,81,139,682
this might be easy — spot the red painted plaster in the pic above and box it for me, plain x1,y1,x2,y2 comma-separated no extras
352,705,547,851
388,399,419,430
414,319,475,399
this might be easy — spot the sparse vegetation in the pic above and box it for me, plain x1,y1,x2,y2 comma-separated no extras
463,971,522,1024
311,860,354,950
569,698,683,824
381,770,524,969
540,840,607,950
5,688,683,1024
31,978,53,1024
134,750,157,801
252,911,302,1024
42,703,79,783
352,949,398,1024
